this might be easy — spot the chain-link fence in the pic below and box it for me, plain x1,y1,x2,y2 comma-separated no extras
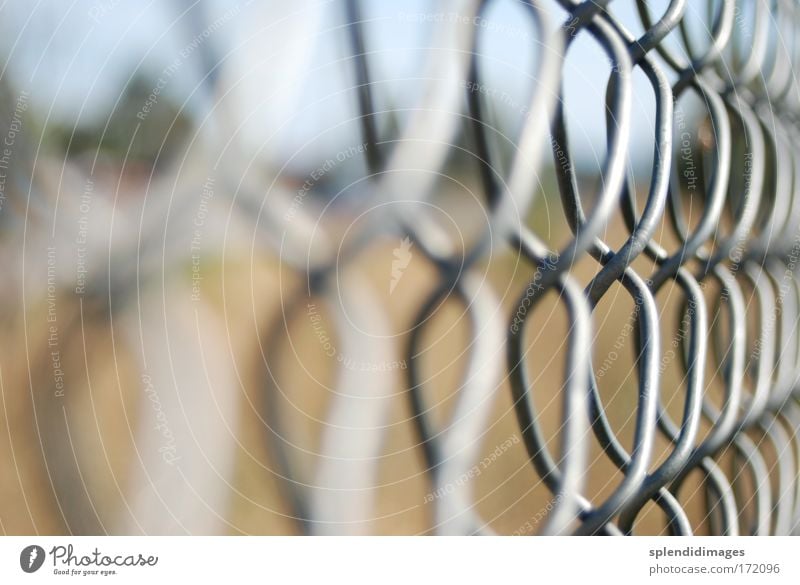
2,0,800,537
256,0,800,536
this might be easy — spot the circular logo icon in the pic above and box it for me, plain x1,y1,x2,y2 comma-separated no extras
20,545,45,573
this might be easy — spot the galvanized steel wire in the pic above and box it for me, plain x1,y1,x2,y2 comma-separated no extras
257,0,800,536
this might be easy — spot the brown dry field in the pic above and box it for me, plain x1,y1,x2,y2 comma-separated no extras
0,177,769,536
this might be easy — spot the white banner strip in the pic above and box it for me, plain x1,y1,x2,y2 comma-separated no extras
0,537,798,584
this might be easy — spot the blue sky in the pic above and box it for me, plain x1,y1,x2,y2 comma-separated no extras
0,0,697,175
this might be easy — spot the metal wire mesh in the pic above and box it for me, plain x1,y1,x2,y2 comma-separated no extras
6,0,800,537
254,0,800,536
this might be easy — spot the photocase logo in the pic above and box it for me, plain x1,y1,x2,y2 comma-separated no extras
20,545,45,573
389,236,413,294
